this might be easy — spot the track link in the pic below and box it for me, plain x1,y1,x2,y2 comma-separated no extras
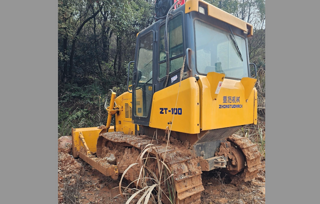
97,132,204,204
228,134,262,181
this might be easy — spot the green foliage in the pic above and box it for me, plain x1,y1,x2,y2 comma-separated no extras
205,0,239,14
205,0,265,28
58,0,154,137
58,81,127,137
255,0,265,20
58,108,89,137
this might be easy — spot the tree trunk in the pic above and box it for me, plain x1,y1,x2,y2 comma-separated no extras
107,30,113,63
69,4,103,80
100,5,112,63
113,51,118,77
102,19,107,61
62,17,68,83
241,0,245,20
117,35,122,75
247,0,252,23
93,14,102,76
102,17,111,63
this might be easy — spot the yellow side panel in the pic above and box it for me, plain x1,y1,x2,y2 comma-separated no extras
72,127,102,154
114,91,135,135
198,76,255,130
149,77,200,134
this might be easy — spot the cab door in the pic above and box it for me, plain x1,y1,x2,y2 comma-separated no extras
132,30,155,126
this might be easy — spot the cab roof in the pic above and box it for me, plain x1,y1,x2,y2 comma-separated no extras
185,0,253,37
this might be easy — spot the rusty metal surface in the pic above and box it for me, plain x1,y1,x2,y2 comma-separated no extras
98,131,204,204
227,134,262,181
227,145,245,174
215,141,246,175
199,156,227,171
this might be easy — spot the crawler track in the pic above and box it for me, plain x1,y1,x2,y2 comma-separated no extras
97,132,204,204
228,134,262,182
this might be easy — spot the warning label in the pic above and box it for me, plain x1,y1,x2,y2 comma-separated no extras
215,81,223,94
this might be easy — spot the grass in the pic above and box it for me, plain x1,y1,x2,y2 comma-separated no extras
235,118,265,159
119,144,176,204
62,175,83,204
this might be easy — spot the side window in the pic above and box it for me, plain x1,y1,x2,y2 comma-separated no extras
159,14,183,79
137,33,153,84
134,32,154,117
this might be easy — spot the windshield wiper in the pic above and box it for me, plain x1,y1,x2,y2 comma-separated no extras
229,27,243,62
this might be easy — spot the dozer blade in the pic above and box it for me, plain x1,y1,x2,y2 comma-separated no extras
79,152,118,180
72,126,115,157
72,127,102,158
71,126,119,180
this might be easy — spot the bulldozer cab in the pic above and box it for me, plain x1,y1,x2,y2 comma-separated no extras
132,0,255,127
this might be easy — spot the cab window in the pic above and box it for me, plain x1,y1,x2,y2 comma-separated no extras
159,14,184,79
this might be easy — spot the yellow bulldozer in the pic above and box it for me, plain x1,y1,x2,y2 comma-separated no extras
71,0,261,203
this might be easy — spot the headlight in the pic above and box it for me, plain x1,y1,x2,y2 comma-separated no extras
199,6,206,14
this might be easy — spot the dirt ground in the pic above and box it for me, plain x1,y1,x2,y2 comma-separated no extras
200,161,265,204
58,135,265,204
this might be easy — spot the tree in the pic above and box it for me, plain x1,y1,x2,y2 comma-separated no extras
69,1,104,81
58,0,154,86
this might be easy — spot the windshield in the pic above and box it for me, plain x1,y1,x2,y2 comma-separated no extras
195,20,248,79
